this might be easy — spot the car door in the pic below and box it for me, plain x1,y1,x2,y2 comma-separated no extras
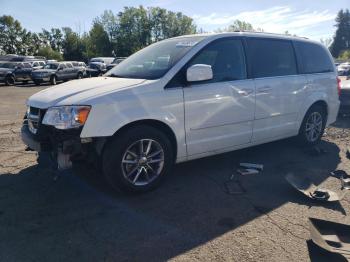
56,63,67,80
246,38,307,142
13,63,25,81
22,62,32,80
183,38,255,156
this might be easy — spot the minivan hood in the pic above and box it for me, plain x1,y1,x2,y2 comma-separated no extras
27,77,146,109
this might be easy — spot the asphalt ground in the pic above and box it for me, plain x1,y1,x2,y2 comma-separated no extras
0,84,349,262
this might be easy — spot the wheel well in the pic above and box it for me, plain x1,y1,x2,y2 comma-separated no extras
310,100,328,116
109,120,178,159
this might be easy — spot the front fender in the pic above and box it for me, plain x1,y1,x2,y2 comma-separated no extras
80,87,187,160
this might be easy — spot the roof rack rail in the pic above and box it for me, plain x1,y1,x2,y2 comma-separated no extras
231,30,309,39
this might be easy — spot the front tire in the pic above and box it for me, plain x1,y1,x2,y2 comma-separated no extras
5,75,15,86
298,105,327,146
102,125,174,193
77,72,83,79
50,75,57,85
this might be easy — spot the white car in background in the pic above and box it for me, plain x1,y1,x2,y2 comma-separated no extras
22,32,340,193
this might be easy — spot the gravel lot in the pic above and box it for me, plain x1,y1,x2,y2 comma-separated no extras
0,84,349,262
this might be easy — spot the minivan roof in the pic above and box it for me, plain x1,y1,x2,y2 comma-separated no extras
172,32,320,45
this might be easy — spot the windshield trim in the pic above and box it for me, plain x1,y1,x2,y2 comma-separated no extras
105,36,207,80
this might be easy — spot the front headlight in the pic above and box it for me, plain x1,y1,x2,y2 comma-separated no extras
42,106,91,129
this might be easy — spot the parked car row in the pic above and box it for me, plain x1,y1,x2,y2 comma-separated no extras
0,55,127,86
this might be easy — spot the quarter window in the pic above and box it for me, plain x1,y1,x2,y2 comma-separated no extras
294,41,334,74
188,39,247,83
248,39,297,78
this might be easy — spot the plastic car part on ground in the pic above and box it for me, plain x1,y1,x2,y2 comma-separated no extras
239,163,264,171
285,173,343,201
237,168,260,176
308,218,350,260
330,170,350,190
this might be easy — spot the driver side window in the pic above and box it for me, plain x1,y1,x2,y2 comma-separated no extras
188,39,247,83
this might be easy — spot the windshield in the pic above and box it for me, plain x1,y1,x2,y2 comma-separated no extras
106,36,206,79
44,64,58,70
0,63,17,69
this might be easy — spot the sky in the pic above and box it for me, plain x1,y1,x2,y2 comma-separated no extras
1,0,348,41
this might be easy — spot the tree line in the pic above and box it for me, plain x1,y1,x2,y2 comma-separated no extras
0,6,349,61
0,6,196,61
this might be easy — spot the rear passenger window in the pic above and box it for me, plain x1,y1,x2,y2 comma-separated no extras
248,39,297,78
294,42,334,74
188,39,247,83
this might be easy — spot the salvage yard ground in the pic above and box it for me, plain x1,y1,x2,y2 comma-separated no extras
0,85,349,262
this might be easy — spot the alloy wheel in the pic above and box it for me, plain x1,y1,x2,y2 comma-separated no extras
121,139,165,186
305,112,323,142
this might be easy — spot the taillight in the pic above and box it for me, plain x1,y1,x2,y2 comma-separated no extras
337,77,341,96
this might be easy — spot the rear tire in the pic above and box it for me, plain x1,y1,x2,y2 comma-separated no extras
102,125,174,193
297,104,327,146
5,75,15,86
77,72,83,79
50,75,57,85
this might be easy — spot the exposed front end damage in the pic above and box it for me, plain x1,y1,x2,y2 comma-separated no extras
21,106,102,170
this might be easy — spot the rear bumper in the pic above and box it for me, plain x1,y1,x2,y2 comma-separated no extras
327,99,340,126
339,89,350,114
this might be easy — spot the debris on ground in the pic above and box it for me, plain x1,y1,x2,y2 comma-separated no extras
308,218,350,260
330,170,350,190
239,163,264,171
285,173,342,201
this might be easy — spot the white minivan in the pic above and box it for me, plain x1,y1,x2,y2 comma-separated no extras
22,32,340,193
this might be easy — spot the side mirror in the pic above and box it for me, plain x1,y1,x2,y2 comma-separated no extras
186,64,213,82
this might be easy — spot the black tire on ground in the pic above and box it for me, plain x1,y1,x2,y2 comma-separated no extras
50,75,57,85
77,72,83,79
102,125,174,193
297,104,327,146
5,75,15,86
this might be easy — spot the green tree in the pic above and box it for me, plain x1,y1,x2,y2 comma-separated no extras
216,20,263,33
62,27,85,61
87,22,112,57
330,9,350,57
0,15,28,55
39,28,64,52
339,50,350,60
37,46,63,60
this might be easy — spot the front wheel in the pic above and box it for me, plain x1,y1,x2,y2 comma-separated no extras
297,105,327,146
77,72,83,79
5,75,15,86
50,75,57,85
102,125,174,193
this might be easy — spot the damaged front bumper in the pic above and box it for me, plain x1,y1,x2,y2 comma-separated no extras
21,115,95,170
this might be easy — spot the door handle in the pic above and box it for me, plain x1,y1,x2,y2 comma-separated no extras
257,87,273,93
237,89,254,96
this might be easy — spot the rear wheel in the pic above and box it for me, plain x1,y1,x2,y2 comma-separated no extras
102,125,174,193
5,75,15,86
50,75,57,85
298,105,327,146
77,72,83,79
